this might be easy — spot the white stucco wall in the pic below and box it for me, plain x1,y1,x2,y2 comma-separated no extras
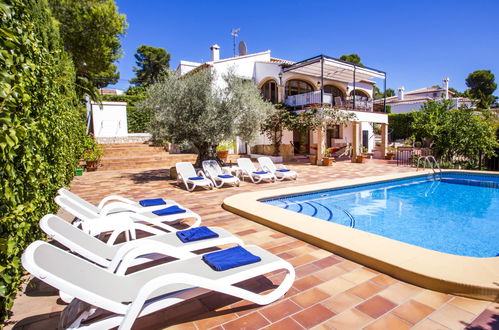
211,51,271,88
91,101,128,137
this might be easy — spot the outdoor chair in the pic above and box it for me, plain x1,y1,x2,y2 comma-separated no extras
237,158,276,183
257,157,298,181
332,144,352,159
202,160,240,188
55,195,201,239
22,240,295,330
176,162,214,192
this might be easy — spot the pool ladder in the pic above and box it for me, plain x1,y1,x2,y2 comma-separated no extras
417,155,442,178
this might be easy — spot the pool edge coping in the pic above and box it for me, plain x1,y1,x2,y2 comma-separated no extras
223,169,499,302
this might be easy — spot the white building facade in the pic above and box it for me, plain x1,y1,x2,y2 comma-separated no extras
177,46,390,164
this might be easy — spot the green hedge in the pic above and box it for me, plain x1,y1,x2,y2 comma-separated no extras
0,0,85,320
388,112,415,140
102,94,149,132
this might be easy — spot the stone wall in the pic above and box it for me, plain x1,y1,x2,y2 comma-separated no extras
250,144,294,161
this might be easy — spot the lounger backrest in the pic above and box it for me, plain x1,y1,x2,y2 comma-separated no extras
237,158,257,173
176,162,197,179
55,195,98,221
258,157,276,172
40,214,113,266
202,160,221,178
58,188,100,214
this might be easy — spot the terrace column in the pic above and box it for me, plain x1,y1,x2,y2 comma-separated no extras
316,123,326,166
277,85,285,103
351,121,360,162
381,123,388,157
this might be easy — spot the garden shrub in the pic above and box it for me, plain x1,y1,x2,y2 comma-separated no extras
388,112,414,140
102,94,149,132
0,0,85,320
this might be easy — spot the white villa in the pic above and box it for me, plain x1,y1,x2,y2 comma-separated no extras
383,78,474,114
176,45,390,164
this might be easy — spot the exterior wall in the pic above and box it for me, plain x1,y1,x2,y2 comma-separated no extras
211,52,271,88
176,60,202,75
390,102,423,114
347,81,373,98
91,101,128,137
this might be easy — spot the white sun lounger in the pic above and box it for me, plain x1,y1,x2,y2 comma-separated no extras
55,195,201,239
40,214,244,269
202,160,240,188
237,158,276,183
258,157,298,181
58,188,179,215
22,241,295,330
176,162,214,192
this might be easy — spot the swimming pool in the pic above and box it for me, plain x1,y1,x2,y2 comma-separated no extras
262,173,499,257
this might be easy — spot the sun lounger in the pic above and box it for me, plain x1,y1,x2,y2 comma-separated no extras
40,214,243,269
55,195,201,239
22,240,295,330
58,188,179,215
258,157,298,181
176,162,214,192
237,158,276,183
202,160,240,188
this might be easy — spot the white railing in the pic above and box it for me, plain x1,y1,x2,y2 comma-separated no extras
284,91,373,111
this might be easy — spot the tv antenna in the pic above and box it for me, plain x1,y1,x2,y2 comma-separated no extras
231,28,240,57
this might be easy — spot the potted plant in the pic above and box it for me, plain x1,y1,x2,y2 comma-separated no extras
82,134,104,171
385,147,396,160
216,141,234,162
322,147,334,166
355,146,368,163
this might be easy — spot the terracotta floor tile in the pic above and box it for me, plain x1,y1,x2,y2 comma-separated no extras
356,295,397,319
336,259,362,272
449,296,491,315
340,267,378,284
411,318,451,330
289,254,318,267
321,292,364,314
265,317,304,330
323,308,373,330
292,304,336,328
392,299,435,325
378,282,422,304
347,280,384,299
293,275,324,291
314,265,349,282
312,256,342,269
291,288,329,308
428,304,476,329
260,299,302,323
316,277,357,296
222,312,269,330
370,273,398,288
414,290,453,309
364,312,412,330
193,311,238,329
295,263,321,278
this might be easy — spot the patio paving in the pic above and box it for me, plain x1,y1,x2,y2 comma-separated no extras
6,159,499,330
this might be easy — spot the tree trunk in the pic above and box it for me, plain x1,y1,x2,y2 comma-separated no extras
194,142,222,168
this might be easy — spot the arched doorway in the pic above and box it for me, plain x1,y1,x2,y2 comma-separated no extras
260,80,278,104
324,85,344,106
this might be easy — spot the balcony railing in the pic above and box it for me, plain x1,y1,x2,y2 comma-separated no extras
284,91,375,112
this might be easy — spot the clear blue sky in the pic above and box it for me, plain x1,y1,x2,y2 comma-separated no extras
111,0,499,96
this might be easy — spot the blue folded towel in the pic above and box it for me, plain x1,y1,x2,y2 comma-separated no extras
176,226,219,243
202,246,262,271
188,176,204,180
152,205,186,216
253,171,268,175
276,169,291,172
218,174,234,178
139,198,166,207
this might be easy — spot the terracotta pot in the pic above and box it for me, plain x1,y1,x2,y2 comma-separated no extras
308,155,317,165
216,150,229,161
322,157,334,166
356,155,365,163
86,160,99,171
385,152,395,160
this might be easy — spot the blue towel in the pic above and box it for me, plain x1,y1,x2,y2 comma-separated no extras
176,226,219,242
218,174,234,178
202,246,262,271
152,205,186,216
139,198,166,207
253,171,268,175
188,176,204,180
276,169,291,172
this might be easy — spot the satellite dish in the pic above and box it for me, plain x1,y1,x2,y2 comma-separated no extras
238,41,247,56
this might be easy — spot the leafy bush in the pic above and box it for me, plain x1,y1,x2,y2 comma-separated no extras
102,94,149,132
0,0,85,320
388,113,414,140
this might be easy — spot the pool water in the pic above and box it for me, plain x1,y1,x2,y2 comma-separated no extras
262,173,499,257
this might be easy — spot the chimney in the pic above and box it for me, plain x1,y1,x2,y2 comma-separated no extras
443,77,450,99
397,86,405,101
210,44,220,61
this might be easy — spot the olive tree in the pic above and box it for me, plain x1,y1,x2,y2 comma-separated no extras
143,68,275,166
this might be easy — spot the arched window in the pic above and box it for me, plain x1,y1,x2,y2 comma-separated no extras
349,89,370,98
285,79,314,97
260,80,278,104
324,85,344,106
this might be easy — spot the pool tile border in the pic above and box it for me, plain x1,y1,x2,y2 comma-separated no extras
223,170,499,302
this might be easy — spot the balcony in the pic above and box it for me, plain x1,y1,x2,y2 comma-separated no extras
284,91,375,112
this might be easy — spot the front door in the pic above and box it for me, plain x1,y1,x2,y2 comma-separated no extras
362,130,369,150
